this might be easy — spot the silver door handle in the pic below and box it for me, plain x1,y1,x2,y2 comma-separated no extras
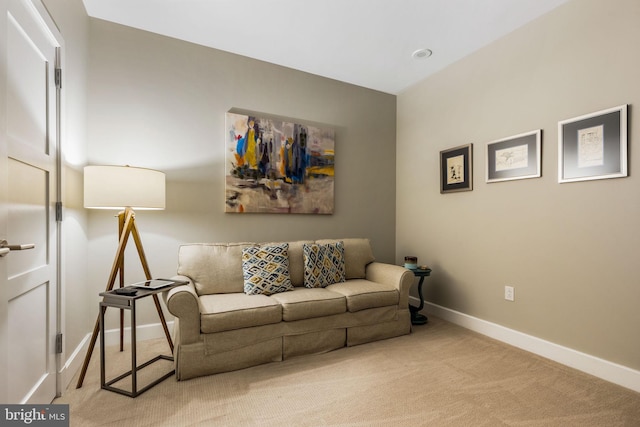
0,240,35,257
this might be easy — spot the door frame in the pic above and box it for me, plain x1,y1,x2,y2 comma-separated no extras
31,0,65,400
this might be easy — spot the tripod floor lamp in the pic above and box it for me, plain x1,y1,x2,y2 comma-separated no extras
76,165,172,388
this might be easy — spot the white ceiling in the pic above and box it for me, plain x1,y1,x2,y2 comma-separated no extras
81,0,568,95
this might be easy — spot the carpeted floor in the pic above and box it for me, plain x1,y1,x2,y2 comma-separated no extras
55,316,640,426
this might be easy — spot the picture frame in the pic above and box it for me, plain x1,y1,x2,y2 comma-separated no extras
225,111,336,214
440,144,473,193
558,104,627,183
486,130,541,183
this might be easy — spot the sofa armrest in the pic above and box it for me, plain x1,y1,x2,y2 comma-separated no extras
365,262,414,309
164,275,201,345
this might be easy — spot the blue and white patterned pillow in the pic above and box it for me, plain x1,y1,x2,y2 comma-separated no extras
242,244,293,295
303,242,346,288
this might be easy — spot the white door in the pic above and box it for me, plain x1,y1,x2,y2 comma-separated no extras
0,0,61,404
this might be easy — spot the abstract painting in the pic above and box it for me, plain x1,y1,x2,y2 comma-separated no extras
225,112,335,214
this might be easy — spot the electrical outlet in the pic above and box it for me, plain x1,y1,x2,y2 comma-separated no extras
504,286,515,301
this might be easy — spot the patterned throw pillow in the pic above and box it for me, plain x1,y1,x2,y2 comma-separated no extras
303,242,346,288
242,244,293,295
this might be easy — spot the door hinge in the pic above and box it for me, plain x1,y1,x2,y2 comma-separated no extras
56,333,63,354
56,201,63,222
55,68,62,89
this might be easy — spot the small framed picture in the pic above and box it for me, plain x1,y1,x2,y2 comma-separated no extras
440,144,473,193
558,105,627,183
486,130,541,183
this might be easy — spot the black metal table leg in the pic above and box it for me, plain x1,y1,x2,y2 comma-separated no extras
408,268,431,325
409,276,428,324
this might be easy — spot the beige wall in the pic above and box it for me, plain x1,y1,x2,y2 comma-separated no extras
85,19,397,326
397,0,640,370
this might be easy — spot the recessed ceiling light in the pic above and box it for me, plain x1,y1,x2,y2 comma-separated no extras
412,48,433,59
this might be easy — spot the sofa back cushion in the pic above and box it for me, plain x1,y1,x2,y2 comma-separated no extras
178,243,256,295
315,238,375,279
177,238,375,295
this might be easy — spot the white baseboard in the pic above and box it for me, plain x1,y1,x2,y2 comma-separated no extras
59,321,174,391
411,297,640,393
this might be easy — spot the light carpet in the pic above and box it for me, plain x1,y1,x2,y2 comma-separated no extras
55,316,640,426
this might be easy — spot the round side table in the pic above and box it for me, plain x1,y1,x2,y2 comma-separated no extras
408,267,431,325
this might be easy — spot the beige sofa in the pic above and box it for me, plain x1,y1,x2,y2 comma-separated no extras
165,238,413,380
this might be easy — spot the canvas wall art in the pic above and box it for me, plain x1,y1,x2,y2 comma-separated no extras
225,112,335,214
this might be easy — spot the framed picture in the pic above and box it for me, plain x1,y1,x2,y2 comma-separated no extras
440,144,473,193
225,111,335,214
558,104,627,183
486,130,541,183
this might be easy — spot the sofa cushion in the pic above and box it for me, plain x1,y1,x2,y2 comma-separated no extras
242,244,294,295
315,238,374,279
326,279,398,312
178,243,256,296
303,242,346,288
270,288,346,321
199,293,282,333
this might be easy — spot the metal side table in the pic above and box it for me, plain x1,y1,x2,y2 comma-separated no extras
99,280,183,397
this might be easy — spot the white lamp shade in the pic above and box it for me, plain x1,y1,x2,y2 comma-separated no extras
84,165,166,210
